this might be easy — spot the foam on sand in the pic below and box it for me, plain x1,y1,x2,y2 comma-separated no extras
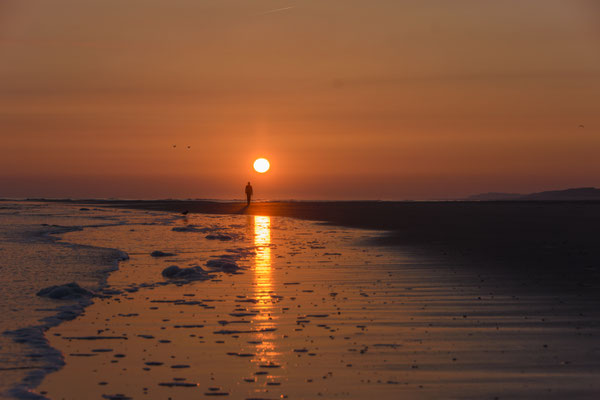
0,202,132,399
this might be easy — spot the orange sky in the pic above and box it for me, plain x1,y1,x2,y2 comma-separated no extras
1,0,599,199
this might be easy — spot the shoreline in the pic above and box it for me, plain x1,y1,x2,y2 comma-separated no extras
2,218,130,399
69,199,600,296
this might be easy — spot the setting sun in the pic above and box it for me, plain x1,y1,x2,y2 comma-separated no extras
253,158,270,173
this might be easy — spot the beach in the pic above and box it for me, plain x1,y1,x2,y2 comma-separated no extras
1,201,600,399
81,200,600,294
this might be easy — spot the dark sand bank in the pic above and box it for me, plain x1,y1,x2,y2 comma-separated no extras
49,200,600,293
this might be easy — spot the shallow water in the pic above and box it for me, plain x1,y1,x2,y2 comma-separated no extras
0,203,161,398
2,202,600,399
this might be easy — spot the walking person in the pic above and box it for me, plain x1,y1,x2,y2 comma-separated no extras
245,182,253,206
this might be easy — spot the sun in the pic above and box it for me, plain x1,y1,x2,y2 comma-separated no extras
253,158,270,173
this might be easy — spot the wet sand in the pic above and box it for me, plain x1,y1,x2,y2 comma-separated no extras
79,200,600,295
33,208,600,399
0,203,132,399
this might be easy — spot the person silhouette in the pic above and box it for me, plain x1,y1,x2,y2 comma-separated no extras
245,182,253,206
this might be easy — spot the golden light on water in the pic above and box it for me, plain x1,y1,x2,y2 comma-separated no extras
254,216,271,244
253,158,270,173
253,215,272,308
252,215,277,363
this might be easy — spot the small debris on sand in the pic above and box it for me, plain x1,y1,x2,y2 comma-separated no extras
161,265,210,281
213,328,276,335
226,352,254,357
205,234,233,241
172,225,212,233
293,348,309,353
150,251,176,257
36,282,94,300
173,324,204,328
259,363,281,368
158,382,197,387
373,343,401,349
64,336,128,341
229,312,257,317
206,259,241,273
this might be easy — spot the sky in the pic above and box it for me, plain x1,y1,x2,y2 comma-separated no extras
1,0,599,200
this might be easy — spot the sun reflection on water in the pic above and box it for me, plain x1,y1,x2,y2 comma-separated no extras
251,216,278,364
254,215,271,285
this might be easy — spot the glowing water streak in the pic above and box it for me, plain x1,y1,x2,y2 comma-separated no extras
252,216,277,361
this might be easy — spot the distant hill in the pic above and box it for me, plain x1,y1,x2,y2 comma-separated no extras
465,192,523,201
465,187,600,201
